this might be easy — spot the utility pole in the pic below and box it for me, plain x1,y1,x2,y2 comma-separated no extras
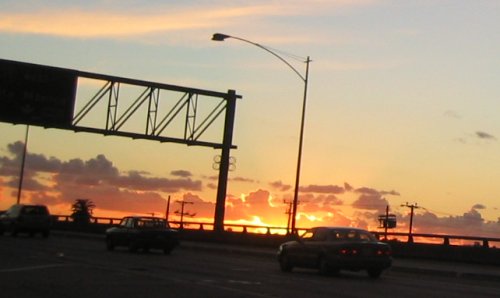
284,200,294,234
401,202,420,243
384,205,389,240
16,125,29,204
165,195,171,222
175,200,195,230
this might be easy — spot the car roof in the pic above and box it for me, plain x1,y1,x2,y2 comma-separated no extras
124,216,165,220
310,226,368,232
10,204,48,208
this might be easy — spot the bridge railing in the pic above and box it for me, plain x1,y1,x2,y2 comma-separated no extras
52,215,500,248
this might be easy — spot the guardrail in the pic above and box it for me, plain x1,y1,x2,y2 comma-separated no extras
52,215,500,248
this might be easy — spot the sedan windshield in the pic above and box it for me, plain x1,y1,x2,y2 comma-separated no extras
300,228,377,242
330,229,377,242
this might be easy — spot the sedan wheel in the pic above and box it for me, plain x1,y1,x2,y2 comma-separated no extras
106,238,115,251
318,256,331,276
367,268,382,279
128,241,138,253
279,253,293,272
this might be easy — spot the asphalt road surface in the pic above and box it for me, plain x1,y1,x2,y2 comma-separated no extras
0,234,499,298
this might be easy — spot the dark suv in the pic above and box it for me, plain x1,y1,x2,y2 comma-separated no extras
0,204,51,237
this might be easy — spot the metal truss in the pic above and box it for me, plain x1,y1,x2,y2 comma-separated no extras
71,71,240,149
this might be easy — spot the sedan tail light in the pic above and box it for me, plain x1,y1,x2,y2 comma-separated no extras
376,249,392,256
339,248,359,255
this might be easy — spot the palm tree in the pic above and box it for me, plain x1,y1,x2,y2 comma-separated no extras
70,199,96,225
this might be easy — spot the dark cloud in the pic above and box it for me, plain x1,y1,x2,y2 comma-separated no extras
344,182,353,192
300,184,345,194
232,176,255,183
301,194,343,213
112,171,201,192
381,190,400,196
355,187,379,195
269,180,291,192
400,207,500,237
206,182,217,189
355,187,399,197
0,142,203,214
472,204,486,210
171,170,192,177
476,131,496,140
352,194,388,211
6,174,48,192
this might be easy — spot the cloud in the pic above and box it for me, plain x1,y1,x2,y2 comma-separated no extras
231,176,255,183
171,170,192,178
352,194,388,211
444,110,461,119
301,184,345,194
206,182,217,190
472,204,486,210
344,182,354,192
354,187,399,197
112,171,202,192
270,180,291,192
301,194,343,213
475,131,496,140
0,142,203,214
381,190,400,196
0,1,379,40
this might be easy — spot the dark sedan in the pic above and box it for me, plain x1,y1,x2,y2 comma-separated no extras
105,216,179,254
277,227,392,278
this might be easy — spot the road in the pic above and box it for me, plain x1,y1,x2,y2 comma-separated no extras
0,235,499,298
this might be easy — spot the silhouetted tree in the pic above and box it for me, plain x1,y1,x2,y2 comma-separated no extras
71,199,95,225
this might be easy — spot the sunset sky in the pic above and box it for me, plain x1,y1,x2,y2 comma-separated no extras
0,1,499,238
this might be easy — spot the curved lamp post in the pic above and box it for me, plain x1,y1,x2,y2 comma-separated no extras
212,33,311,234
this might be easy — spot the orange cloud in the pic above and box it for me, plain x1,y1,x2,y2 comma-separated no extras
0,1,379,39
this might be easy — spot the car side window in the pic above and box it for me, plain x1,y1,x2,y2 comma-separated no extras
121,218,135,228
346,230,357,240
301,230,314,241
359,231,375,241
6,205,19,216
313,229,328,241
327,230,340,241
120,218,128,227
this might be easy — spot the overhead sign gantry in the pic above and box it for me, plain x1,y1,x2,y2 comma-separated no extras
0,58,241,232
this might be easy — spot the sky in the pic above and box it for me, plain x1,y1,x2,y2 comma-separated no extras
0,0,499,238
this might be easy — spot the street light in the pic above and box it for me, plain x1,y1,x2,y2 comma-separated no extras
212,33,311,234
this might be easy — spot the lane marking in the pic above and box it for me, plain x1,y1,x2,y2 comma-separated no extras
0,264,69,273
